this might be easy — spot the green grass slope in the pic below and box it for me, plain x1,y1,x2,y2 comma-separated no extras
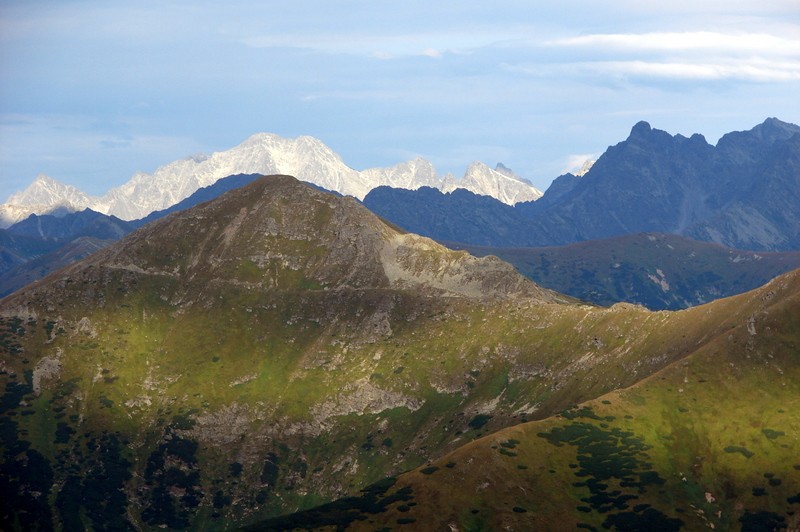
1,176,795,530
294,269,800,531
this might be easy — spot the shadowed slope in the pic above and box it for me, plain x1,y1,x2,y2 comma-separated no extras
454,233,800,310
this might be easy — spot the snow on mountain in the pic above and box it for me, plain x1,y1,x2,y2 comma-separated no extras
0,175,97,227
94,133,370,220
361,157,444,190
446,162,543,204
6,174,91,207
1,134,543,227
575,159,595,177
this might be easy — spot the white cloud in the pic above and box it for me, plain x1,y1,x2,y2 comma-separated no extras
562,154,596,175
548,31,800,55
593,60,800,82
522,31,800,83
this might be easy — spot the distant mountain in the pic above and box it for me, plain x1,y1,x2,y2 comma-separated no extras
0,236,113,297
364,186,533,247
0,135,542,226
0,230,61,276
455,161,541,205
130,173,265,228
365,118,800,252
6,208,133,242
453,232,800,310
519,117,800,251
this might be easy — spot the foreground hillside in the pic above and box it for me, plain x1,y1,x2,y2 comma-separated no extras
258,269,800,531
0,176,795,530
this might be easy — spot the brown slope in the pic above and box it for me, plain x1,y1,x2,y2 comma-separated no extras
1,174,562,308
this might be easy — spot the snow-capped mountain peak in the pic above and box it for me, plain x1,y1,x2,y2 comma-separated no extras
493,162,533,185
2,134,544,227
7,174,91,207
362,157,441,190
449,162,543,204
0,174,98,227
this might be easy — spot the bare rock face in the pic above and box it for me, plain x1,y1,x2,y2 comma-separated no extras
381,233,559,301
32,348,62,395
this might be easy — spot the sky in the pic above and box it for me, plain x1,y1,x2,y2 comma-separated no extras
1,1,799,198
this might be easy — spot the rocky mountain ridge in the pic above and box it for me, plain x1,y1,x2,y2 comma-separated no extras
365,117,800,251
0,134,542,227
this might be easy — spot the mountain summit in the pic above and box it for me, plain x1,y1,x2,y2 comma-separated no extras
528,117,800,250
29,175,556,303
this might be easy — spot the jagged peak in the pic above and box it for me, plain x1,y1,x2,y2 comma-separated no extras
32,173,59,184
238,132,329,150
239,131,286,144
625,121,684,147
465,160,491,173
716,117,800,152
750,116,800,140
22,173,71,192
7,174,90,206
494,162,514,175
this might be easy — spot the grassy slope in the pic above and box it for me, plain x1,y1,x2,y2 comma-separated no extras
1,262,755,530
1,278,706,529
2,177,798,530
320,270,800,531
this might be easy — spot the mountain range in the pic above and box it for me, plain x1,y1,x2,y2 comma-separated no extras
365,117,800,252
3,118,800,311
1,175,798,530
0,134,542,227
6,182,800,311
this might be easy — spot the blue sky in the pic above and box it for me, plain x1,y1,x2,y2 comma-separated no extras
1,1,798,198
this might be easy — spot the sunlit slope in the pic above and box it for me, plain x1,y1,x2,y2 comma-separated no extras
299,269,800,532
1,176,791,530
